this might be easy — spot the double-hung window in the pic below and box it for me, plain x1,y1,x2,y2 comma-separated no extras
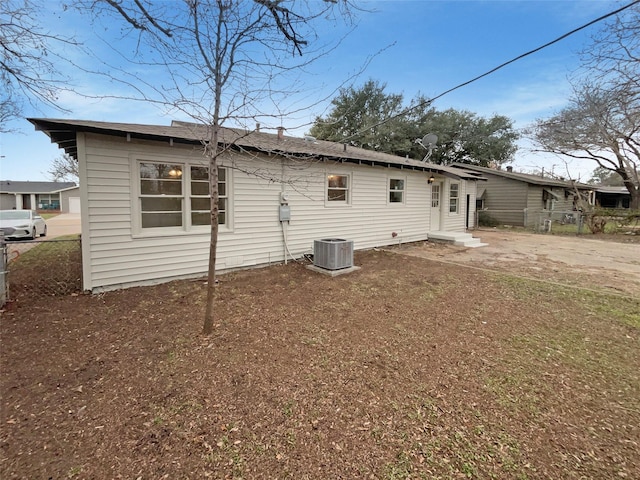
449,183,459,213
138,161,228,231
139,162,184,228
327,174,349,203
389,178,405,203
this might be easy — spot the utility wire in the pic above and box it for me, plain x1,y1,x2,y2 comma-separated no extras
340,0,640,143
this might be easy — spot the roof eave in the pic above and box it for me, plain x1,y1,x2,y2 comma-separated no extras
29,118,472,180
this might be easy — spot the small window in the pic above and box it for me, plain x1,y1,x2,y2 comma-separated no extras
389,178,405,203
431,184,440,208
449,183,459,213
327,174,349,202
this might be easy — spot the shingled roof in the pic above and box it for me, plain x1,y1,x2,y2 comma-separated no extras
450,163,590,188
0,180,77,194
28,118,481,181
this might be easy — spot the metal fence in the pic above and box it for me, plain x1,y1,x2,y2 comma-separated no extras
535,210,585,234
1,235,82,305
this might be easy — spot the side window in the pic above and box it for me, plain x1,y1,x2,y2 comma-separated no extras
190,166,210,226
449,183,459,213
189,166,228,226
327,174,349,203
389,178,405,203
139,162,184,228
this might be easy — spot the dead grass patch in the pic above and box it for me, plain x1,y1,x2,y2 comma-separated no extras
1,250,638,479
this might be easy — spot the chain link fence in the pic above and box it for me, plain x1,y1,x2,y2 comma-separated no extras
535,210,586,234
1,236,82,305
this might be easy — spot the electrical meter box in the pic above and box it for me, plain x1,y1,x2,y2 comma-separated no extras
279,205,291,221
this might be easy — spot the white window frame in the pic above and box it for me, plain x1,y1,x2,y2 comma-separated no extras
449,182,460,214
388,177,406,204
138,161,185,231
431,184,440,208
188,165,228,228
326,173,351,205
132,155,230,236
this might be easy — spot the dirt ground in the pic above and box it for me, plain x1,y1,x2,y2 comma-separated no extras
395,229,640,297
1,233,639,479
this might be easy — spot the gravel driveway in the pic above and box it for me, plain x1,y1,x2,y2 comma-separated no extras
394,229,640,297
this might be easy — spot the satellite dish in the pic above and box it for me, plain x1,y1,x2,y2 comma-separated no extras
422,133,438,146
415,133,438,162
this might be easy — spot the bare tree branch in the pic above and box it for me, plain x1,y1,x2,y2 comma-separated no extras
0,0,80,128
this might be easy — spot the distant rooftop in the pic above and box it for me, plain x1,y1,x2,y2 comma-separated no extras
451,163,590,188
0,181,78,194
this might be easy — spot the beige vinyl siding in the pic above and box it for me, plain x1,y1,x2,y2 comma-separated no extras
480,174,529,226
467,181,478,229
80,133,462,292
525,185,546,226
525,185,574,227
285,164,432,250
439,178,467,232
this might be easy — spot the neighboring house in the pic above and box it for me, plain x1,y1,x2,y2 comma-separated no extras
594,186,631,209
0,181,79,213
29,118,483,293
451,164,592,228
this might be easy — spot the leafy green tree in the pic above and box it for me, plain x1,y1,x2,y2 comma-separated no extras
416,109,518,166
310,80,518,167
310,80,431,158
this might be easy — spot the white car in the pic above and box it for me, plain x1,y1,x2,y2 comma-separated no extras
0,210,47,240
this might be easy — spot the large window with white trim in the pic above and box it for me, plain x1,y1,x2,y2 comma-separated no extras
138,161,228,230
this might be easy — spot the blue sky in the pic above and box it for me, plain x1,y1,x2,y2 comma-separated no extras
0,0,623,182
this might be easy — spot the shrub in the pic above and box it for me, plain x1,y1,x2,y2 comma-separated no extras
478,211,500,227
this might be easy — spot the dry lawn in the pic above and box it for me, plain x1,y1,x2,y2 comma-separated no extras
1,249,639,479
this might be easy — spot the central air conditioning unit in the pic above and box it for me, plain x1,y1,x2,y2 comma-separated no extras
313,238,354,270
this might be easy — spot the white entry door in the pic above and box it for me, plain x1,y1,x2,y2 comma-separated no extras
430,182,441,231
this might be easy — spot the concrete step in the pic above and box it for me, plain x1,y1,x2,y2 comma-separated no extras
428,231,487,248
454,237,488,248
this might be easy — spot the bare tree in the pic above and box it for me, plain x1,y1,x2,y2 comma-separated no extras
81,0,358,334
48,153,79,182
0,0,78,129
530,82,639,209
529,4,639,210
579,2,639,98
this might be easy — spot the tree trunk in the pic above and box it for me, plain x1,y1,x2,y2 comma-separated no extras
203,131,220,335
630,188,640,210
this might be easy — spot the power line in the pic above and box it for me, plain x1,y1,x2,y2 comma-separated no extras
340,0,640,143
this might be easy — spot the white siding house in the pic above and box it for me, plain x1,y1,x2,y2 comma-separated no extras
30,119,482,292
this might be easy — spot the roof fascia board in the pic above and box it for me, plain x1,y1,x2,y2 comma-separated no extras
29,118,469,180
